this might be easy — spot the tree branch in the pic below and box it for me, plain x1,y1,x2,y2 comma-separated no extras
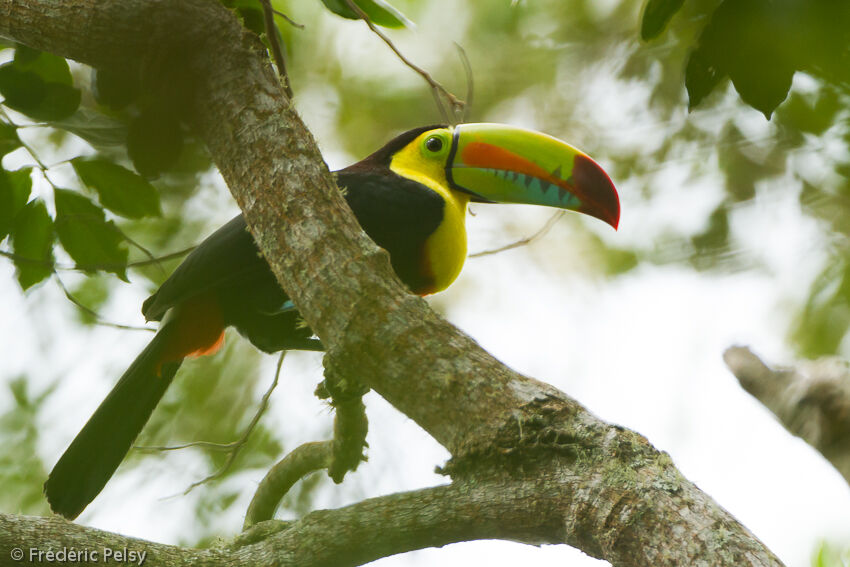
244,441,332,529
725,346,850,486
0,1,785,565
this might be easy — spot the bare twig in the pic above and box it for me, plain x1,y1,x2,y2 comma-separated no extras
0,245,195,271
138,352,285,492
53,271,156,332
127,245,196,267
455,42,473,122
272,8,304,29
260,0,293,98
469,211,565,258
343,0,466,123
120,230,164,273
0,107,62,189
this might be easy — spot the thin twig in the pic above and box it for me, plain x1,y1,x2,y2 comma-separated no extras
455,42,473,123
127,245,196,267
140,352,286,493
53,271,156,332
469,211,565,258
272,8,304,29
0,107,61,189
119,230,164,274
0,245,195,271
260,0,293,99
343,0,465,122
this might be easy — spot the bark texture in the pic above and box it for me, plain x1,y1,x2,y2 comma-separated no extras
0,1,785,566
725,346,850,486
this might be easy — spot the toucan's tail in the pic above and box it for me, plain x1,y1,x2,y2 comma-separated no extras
44,325,182,519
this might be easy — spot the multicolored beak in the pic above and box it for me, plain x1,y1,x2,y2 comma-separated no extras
446,123,619,229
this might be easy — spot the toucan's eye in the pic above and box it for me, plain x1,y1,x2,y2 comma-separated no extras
424,136,443,153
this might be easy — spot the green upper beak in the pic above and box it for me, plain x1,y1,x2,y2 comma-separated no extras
446,123,620,229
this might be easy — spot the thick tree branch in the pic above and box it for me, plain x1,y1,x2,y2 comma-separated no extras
0,1,784,565
725,346,850,486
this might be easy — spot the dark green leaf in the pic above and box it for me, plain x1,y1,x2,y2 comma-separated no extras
641,0,685,40
11,199,54,290
0,63,81,121
0,120,21,157
320,0,410,28
72,158,160,219
13,46,73,85
685,44,724,111
49,108,128,148
687,0,794,118
91,67,140,110
127,105,184,177
236,5,266,35
0,167,32,242
0,64,45,109
54,188,128,279
35,82,83,121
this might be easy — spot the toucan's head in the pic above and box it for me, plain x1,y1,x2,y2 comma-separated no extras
373,123,619,229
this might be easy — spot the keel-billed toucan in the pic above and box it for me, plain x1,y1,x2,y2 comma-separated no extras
44,123,619,519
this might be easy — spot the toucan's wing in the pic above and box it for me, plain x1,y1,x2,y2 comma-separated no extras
141,215,268,321
141,215,321,352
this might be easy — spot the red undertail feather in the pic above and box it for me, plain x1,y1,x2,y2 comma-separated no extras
156,292,225,372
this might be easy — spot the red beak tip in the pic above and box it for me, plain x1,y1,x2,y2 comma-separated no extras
573,154,619,231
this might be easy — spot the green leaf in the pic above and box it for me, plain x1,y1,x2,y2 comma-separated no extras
127,105,184,177
0,120,22,157
0,167,32,242
0,63,81,121
686,0,794,118
11,199,54,290
72,158,160,219
640,0,685,40
13,46,73,85
228,0,266,35
685,44,725,111
91,67,140,110
49,107,128,148
320,0,411,28
35,82,82,121
54,188,128,279
0,64,44,108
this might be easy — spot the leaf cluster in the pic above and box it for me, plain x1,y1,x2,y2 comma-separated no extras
643,0,850,118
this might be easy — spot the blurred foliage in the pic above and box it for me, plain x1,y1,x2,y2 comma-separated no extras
812,540,850,567
0,377,53,515
1,0,849,549
647,0,850,118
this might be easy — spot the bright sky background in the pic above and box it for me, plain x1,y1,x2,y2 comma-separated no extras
2,2,850,566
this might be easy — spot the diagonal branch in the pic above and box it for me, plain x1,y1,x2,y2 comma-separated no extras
725,346,850,486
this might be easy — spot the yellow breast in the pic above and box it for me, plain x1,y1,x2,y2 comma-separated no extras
389,130,471,294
